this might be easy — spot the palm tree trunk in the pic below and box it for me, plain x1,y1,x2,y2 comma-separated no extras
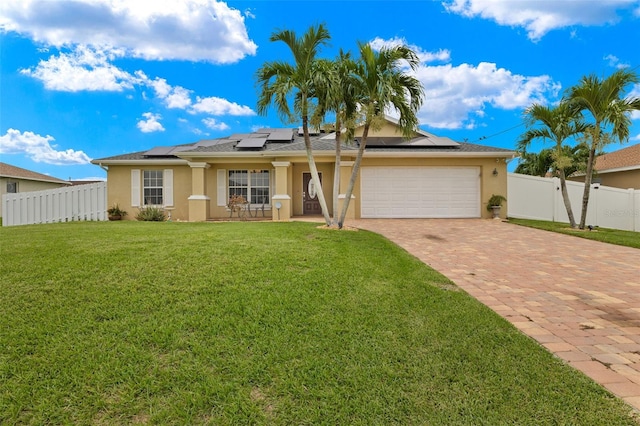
579,146,596,229
558,169,576,228
338,123,369,229
302,114,332,226
332,120,342,227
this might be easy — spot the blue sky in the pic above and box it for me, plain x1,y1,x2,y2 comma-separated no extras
1,0,639,180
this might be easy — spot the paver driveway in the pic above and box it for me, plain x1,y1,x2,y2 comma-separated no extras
352,219,640,411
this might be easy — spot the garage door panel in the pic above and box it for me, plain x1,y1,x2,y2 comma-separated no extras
361,167,480,218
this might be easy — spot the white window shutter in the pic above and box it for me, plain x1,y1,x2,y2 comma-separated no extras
163,169,174,207
131,169,141,207
217,169,226,206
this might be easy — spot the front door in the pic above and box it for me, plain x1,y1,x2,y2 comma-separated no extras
303,172,322,215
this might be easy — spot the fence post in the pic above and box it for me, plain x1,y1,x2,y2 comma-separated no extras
552,177,559,222
628,188,636,232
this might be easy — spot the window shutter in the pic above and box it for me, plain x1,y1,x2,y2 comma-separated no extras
131,169,141,207
270,168,275,204
217,169,226,206
163,169,174,207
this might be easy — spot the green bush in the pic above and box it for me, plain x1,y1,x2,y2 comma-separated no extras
135,206,166,221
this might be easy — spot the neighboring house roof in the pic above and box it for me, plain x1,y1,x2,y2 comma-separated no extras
0,162,71,185
594,143,640,173
93,124,515,165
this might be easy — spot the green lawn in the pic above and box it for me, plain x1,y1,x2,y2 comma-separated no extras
0,222,637,425
509,218,640,249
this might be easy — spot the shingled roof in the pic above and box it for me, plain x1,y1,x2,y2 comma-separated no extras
595,143,640,171
93,128,515,163
0,162,70,184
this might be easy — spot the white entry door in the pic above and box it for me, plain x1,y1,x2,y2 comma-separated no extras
360,167,480,218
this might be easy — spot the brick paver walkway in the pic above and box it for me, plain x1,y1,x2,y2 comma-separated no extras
352,219,640,411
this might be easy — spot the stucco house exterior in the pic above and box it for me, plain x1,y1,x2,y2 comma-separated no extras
570,143,640,190
92,117,515,223
0,162,71,218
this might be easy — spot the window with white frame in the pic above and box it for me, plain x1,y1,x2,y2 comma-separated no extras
131,169,173,207
228,169,270,204
143,170,163,205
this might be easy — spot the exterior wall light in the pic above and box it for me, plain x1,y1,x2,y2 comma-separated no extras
492,168,498,176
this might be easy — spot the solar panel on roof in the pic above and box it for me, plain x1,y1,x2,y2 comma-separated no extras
256,128,289,133
236,137,267,149
144,146,174,156
266,130,293,142
194,139,227,147
170,146,197,153
230,133,268,140
409,137,460,147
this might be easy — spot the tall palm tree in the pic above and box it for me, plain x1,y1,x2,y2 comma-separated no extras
517,102,588,228
337,42,425,228
255,24,332,225
313,51,359,226
567,69,640,229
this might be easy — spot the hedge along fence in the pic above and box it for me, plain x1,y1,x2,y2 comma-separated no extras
507,173,639,232
2,182,107,227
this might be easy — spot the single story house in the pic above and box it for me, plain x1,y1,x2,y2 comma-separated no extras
0,162,71,218
92,117,516,222
570,143,640,189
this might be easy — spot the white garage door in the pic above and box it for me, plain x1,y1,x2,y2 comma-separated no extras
360,167,480,218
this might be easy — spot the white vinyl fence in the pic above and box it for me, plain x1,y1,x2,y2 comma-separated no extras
508,173,640,232
2,182,107,227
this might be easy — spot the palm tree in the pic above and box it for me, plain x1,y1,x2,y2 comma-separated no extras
313,51,359,226
336,42,425,228
255,24,332,225
517,102,588,228
514,150,554,177
567,69,640,229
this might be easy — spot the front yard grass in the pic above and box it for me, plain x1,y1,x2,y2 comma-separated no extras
509,218,640,249
0,221,637,425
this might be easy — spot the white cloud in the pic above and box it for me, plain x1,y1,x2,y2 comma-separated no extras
604,54,630,69
443,0,639,41
137,113,165,133
369,37,451,64
191,96,256,116
21,50,252,124
414,62,560,129
629,85,640,121
20,45,139,92
202,117,230,131
165,86,193,109
142,76,193,109
0,0,257,63
368,37,561,129
0,129,92,165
